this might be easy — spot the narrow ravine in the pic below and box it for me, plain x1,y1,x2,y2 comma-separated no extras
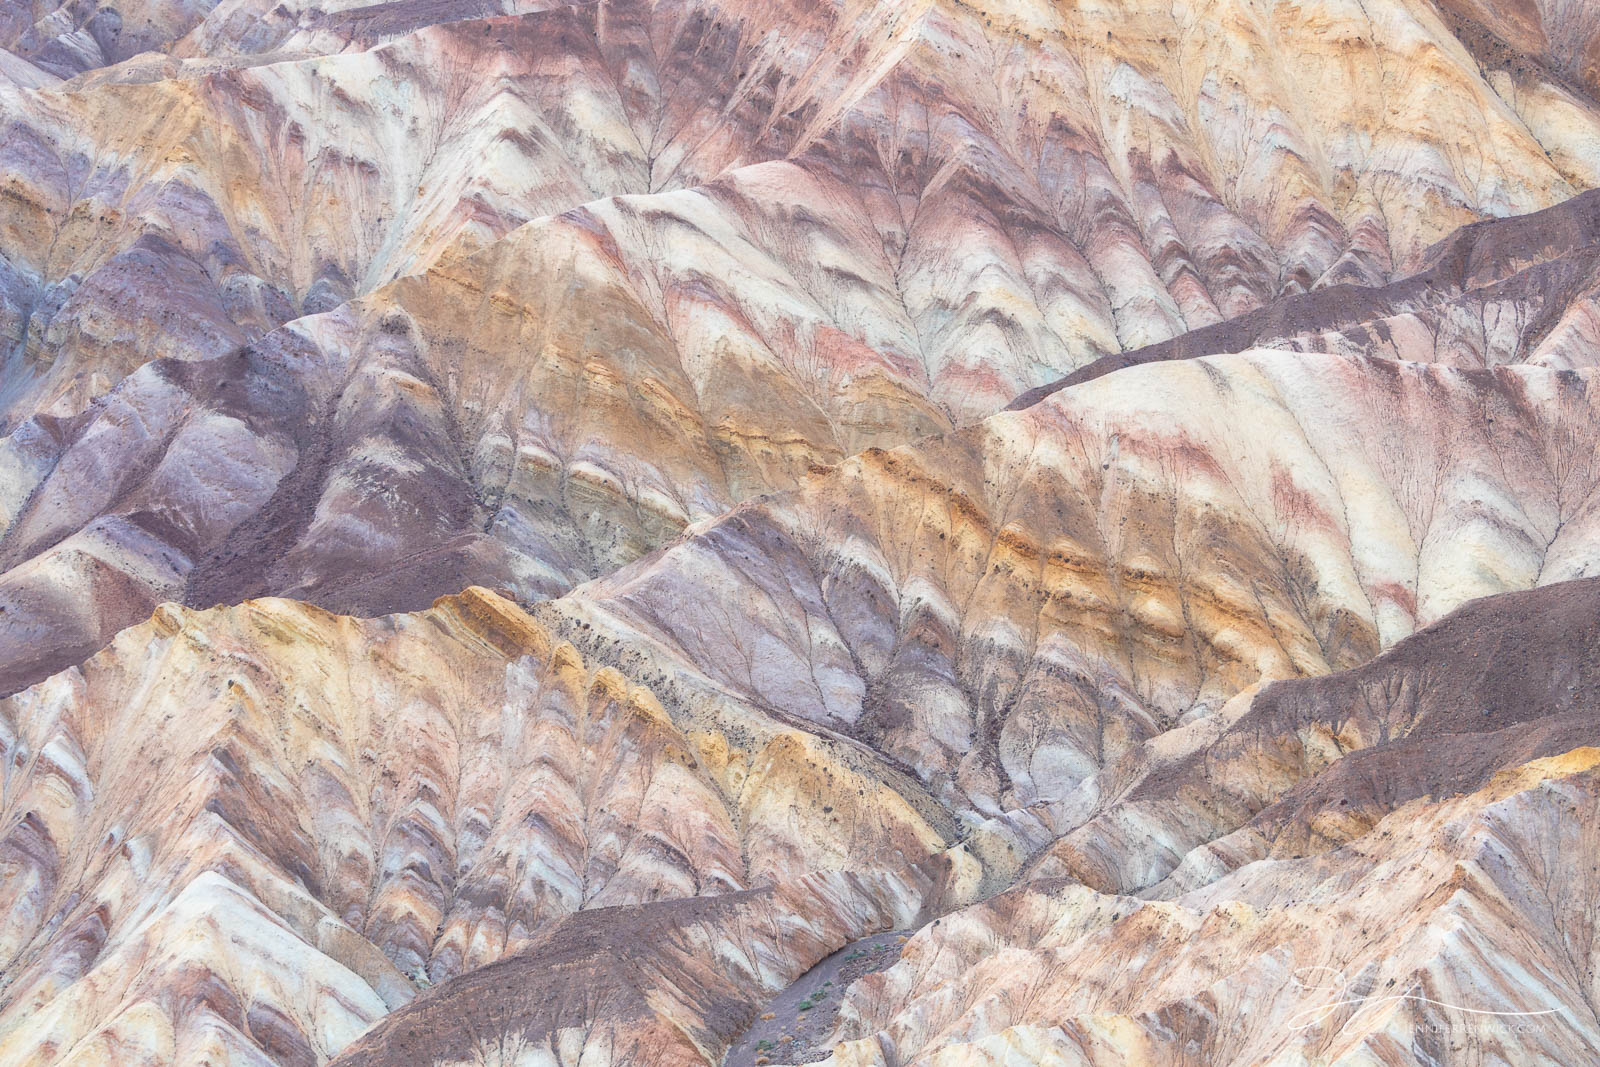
723,929,919,1067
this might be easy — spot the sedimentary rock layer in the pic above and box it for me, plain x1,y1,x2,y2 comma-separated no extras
811,577,1600,1066
1011,186,1600,408
575,349,1600,823
4,1,1600,1065
819,748,1600,1066
5,0,1600,703
0,587,962,1065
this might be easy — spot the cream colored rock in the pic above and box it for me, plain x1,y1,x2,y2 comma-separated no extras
821,750,1600,1067
1,2,1600,1065
0,589,955,1065
578,350,1600,817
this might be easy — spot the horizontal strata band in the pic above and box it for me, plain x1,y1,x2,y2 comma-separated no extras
2,0,1599,1064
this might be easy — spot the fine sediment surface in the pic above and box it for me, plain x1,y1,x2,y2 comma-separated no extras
4,2,1600,1065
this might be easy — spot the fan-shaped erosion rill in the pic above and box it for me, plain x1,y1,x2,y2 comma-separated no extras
3,1,1600,1065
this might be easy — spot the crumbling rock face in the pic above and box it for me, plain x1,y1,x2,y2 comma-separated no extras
4,0,1600,705
5,1,1600,1065
786,578,1600,1067
1009,185,1600,409
326,877,934,1067
1033,575,1600,897
820,749,1600,1067
0,588,963,1065
577,350,1600,820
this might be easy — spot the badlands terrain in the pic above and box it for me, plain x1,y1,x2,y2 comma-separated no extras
3,0,1600,1064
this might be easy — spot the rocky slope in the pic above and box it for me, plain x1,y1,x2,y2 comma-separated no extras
11,173,1600,708
814,577,1600,1066
575,349,1600,821
820,748,1600,1066
0,587,965,1065
1009,185,1600,408
3,1,1600,1066
3,0,1600,698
